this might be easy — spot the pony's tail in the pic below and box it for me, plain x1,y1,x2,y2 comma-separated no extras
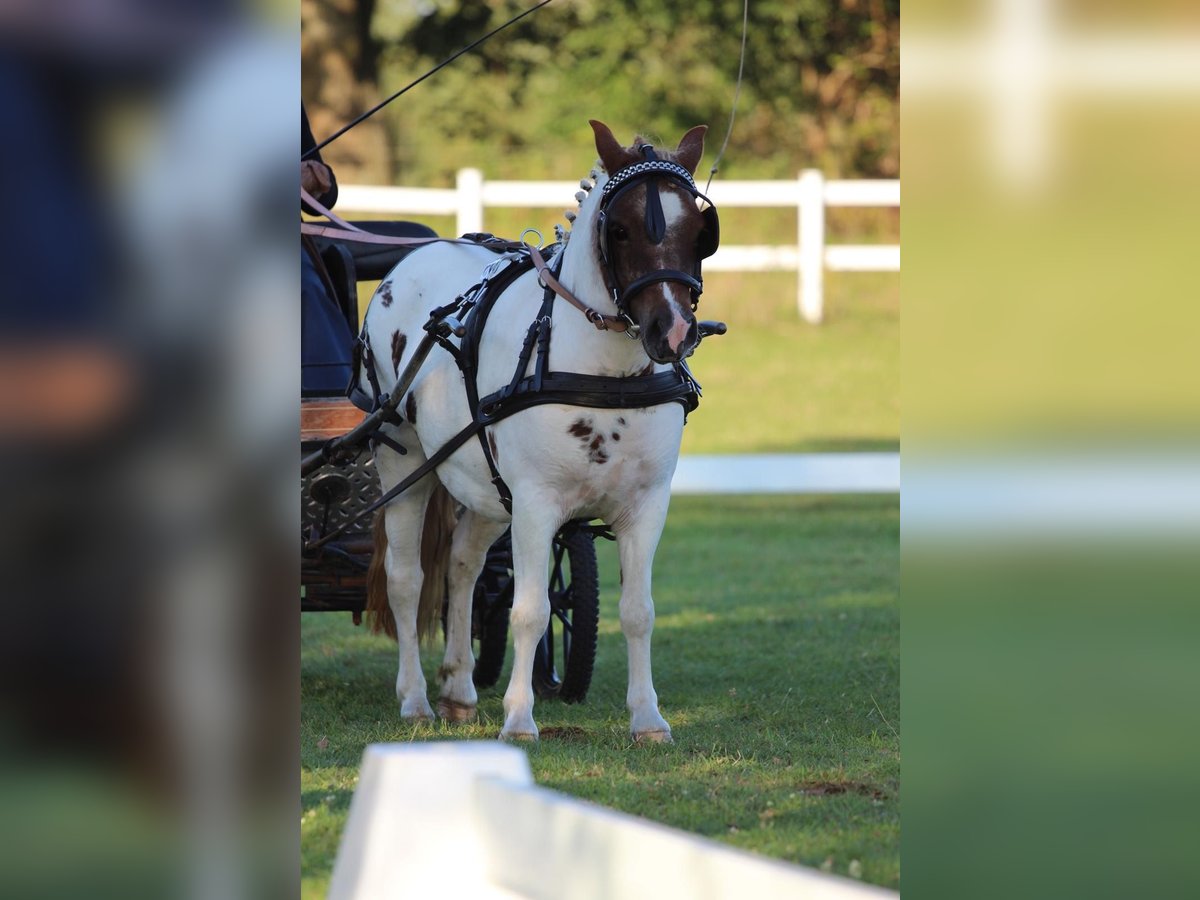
365,512,395,639
365,483,458,644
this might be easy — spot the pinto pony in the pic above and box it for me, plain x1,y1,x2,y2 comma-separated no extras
359,121,717,742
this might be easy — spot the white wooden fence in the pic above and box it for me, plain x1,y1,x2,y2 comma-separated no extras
336,170,899,323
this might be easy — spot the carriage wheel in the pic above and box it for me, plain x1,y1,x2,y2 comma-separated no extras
471,536,513,689
532,524,599,703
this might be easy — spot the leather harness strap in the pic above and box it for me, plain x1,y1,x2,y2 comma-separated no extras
526,245,634,333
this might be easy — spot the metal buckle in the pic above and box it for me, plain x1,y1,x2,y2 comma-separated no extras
520,228,543,249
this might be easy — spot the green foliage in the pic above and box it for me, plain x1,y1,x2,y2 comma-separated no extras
301,494,900,897
365,0,898,183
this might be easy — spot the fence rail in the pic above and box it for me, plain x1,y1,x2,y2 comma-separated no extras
336,169,899,323
329,742,896,899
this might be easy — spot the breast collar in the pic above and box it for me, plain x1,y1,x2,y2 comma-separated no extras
434,244,702,512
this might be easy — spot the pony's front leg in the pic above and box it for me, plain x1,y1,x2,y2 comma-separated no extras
438,509,508,722
615,489,674,743
500,494,560,741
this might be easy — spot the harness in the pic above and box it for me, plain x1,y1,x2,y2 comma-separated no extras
304,156,723,550
354,238,701,516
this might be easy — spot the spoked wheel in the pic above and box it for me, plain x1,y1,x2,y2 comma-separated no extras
532,524,600,703
471,537,513,689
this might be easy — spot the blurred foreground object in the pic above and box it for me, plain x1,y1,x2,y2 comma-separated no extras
0,4,298,898
904,1,1200,897
330,742,894,900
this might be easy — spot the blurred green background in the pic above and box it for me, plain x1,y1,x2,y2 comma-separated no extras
302,0,899,185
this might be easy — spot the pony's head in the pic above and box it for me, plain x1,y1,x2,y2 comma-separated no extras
588,120,719,363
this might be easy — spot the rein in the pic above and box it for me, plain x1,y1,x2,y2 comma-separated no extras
526,245,636,335
302,188,637,334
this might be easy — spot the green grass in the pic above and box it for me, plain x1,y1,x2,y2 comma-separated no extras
301,494,900,896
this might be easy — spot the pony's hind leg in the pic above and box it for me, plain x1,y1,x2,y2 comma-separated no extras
371,443,437,721
614,489,674,743
438,509,507,722
500,491,561,741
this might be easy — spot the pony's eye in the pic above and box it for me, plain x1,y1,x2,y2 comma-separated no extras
610,224,629,242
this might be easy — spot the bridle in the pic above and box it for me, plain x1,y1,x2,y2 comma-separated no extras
597,146,721,318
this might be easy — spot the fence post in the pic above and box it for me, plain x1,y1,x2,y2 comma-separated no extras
797,169,825,323
456,168,484,236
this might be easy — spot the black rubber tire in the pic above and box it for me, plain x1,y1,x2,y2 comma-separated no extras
532,524,600,703
471,534,514,688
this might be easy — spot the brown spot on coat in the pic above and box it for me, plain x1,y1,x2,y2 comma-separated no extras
611,432,621,441
569,417,609,463
587,434,608,464
379,282,393,307
391,331,407,375
617,417,627,426
487,430,499,463
405,393,417,424
640,361,655,376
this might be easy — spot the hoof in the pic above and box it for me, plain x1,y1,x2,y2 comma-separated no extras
500,729,539,743
400,699,435,722
437,699,478,723
632,729,673,744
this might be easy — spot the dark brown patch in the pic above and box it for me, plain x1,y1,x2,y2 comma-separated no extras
379,282,394,307
798,781,887,800
487,429,499,463
617,417,627,426
640,361,655,376
405,392,417,424
539,725,589,741
611,432,621,441
569,416,608,463
391,331,407,375
585,433,608,463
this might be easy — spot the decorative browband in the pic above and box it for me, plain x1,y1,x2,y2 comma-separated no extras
600,160,696,199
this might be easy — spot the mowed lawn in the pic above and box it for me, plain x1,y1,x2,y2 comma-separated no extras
301,494,900,895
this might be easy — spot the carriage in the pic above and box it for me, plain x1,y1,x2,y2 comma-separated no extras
300,122,724,740
301,223,603,703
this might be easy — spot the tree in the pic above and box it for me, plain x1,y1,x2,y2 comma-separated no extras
305,0,898,184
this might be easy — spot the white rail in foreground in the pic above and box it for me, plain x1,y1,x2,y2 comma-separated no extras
336,170,899,324
329,743,896,900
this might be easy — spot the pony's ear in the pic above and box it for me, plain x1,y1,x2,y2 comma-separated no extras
675,125,708,175
590,119,634,174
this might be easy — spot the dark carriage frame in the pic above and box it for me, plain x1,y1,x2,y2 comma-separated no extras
301,224,601,701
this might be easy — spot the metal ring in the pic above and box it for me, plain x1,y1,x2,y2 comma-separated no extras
520,228,543,249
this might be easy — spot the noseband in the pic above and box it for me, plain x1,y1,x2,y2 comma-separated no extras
597,146,721,316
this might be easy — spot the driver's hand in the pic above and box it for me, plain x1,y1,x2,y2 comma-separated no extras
301,160,333,196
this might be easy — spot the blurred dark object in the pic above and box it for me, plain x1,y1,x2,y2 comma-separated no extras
0,6,298,898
